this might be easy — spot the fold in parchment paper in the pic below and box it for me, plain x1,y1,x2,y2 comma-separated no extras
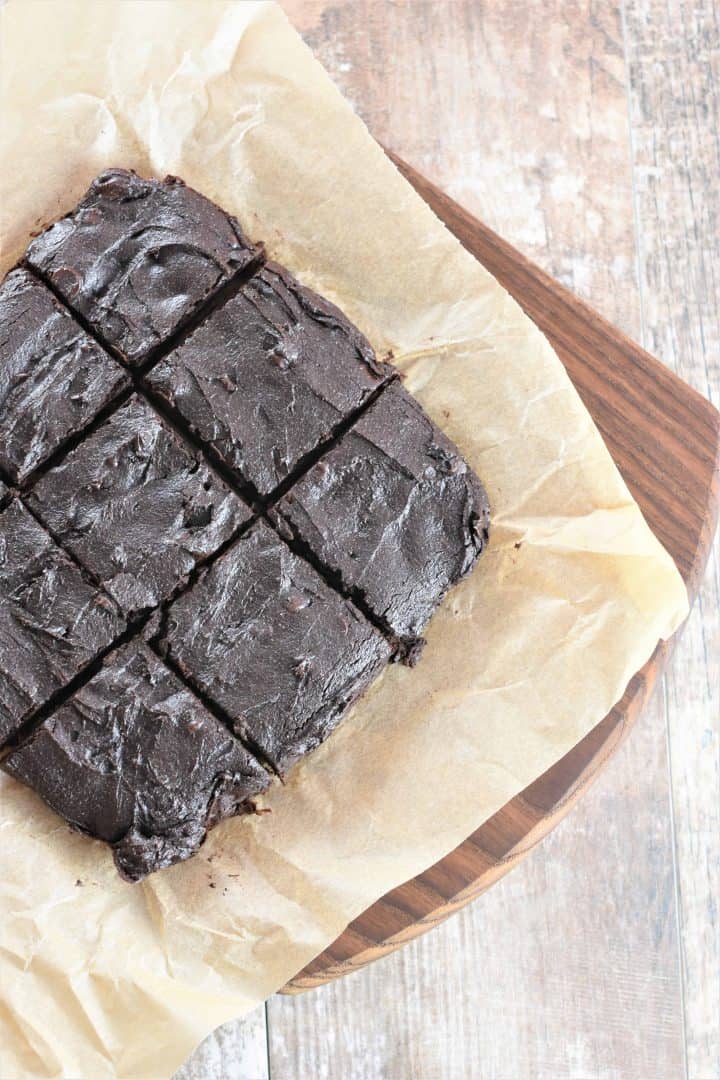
0,2,688,1076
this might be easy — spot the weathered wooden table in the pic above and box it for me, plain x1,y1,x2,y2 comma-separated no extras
180,4,719,1077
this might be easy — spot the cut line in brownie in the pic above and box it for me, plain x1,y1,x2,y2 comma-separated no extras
157,520,393,776
272,381,490,659
0,500,124,748
26,395,253,618
4,643,270,881
0,268,129,483
0,167,491,880
26,169,260,366
147,262,395,498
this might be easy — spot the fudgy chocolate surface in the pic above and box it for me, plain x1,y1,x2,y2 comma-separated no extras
26,395,252,618
0,268,128,482
273,381,490,656
4,644,270,882
26,170,259,365
158,521,392,775
0,501,124,747
0,169,489,880
148,262,394,496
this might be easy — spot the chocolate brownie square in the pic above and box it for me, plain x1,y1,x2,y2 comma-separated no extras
0,166,493,881
0,501,124,747
26,396,252,618
26,170,259,365
0,269,128,483
273,381,490,658
4,643,270,881
158,521,392,775
148,262,394,497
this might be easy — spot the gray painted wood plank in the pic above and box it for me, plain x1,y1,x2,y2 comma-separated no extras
283,0,642,333
624,2,720,1076
175,1005,269,1080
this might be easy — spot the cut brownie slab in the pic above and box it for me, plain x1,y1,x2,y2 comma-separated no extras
158,520,392,775
26,396,252,618
0,268,128,483
0,501,124,747
4,643,270,881
26,170,259,365
0,168,492,880
148,262,394,497
273,381,490,659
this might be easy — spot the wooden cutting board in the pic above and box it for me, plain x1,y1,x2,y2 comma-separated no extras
282,156,720,994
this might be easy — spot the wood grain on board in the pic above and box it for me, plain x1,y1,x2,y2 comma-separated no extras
277,157,719,990
181,3,719,1077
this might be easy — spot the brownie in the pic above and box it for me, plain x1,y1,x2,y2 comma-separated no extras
26,170,259,365
26,396,252,618
148,262,394,497
0,168,491,881
273,381,490,658
0,268,128,483
158,521,392,775
4,643,270,881
0,501,124,747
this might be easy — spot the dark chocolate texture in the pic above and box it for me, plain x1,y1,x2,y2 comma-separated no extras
0,168,490,881
4,644,270,881
26,170,258,365
148,262,394,496
0,268,128,482
0,501,124,747
273,381,490,655
158,521,392,775
26,396,252,617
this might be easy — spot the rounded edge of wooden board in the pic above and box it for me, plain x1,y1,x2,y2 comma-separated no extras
283,647,666,992
281,158,720,994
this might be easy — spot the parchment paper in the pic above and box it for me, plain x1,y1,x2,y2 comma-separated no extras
0,2,689,1076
